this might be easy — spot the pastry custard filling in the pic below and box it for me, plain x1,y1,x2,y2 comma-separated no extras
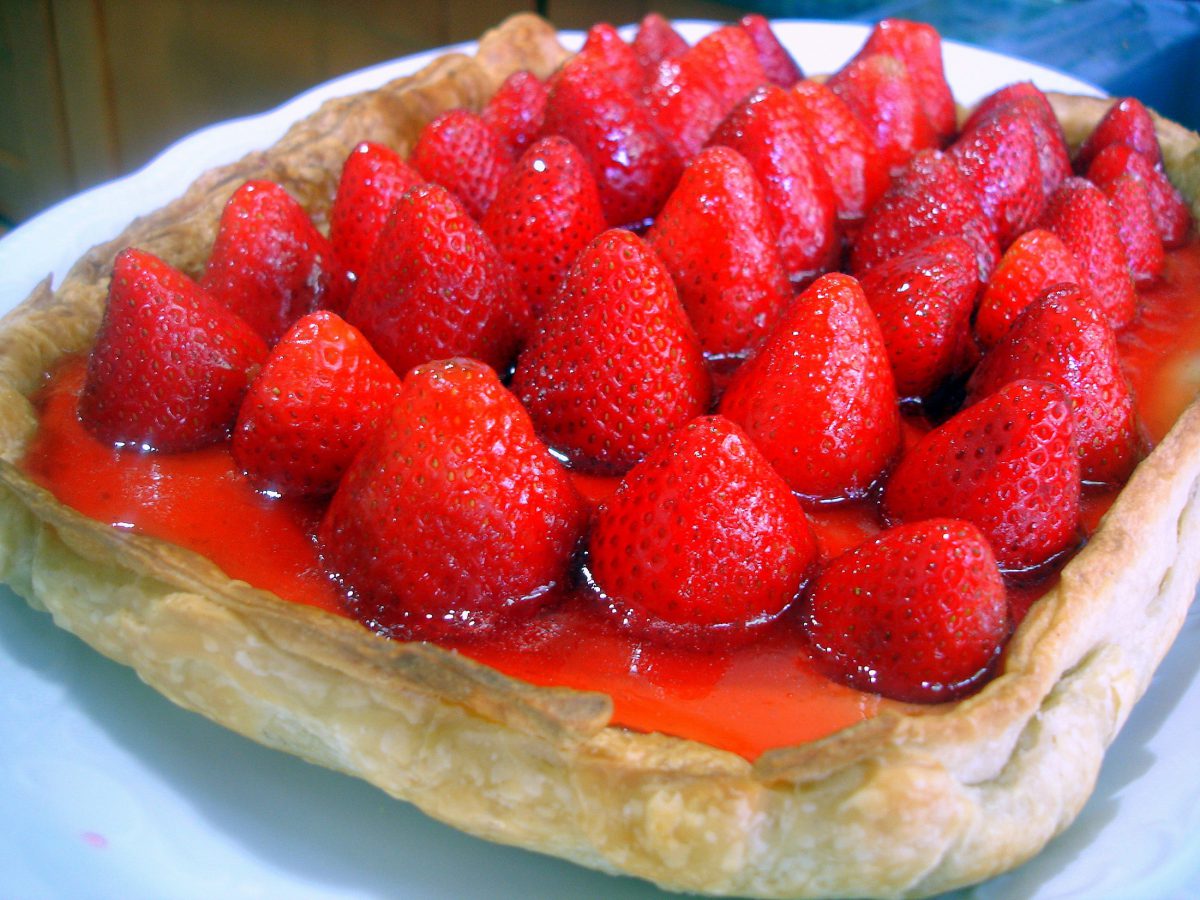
19,240,1200,759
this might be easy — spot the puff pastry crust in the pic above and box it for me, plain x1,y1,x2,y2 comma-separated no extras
2,14,1200,898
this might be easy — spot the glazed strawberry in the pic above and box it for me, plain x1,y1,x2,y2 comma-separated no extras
81,247,268,452
963,81,1043,132
345,184,526,376
542,53,682,226
857,236,980,399
1096,164,1166,284
481,70,548,161
232,311,402,497
1075,96,1163,172
1086,142,1191,249
950,106,1044,246
1037,177,1136,329
511,229,711,474
719,273,900,501
574,22,643,96
789,79,889,223
967,283,1142,484
641,56,726,161
962,83,1072,202
851,149,1000,282
856,18,956,140
631,12,688,71
645,146,793,357
201,180,347,344
882,379,1082,571
481,136,607,321
410,108,511,220
321,358,585,640
329,141,422,285
974,229,1086,349
739,14,803,87
708,85,839,283
682,24,768,113
827,52,937,174
589,416,818,640
802,519,1009,703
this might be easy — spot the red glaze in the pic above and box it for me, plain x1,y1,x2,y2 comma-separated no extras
25,357,873,759
1120,240,1200,440
20,241,1200,760
28,360,338,611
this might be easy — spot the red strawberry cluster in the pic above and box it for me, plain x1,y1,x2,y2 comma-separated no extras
76,15,1193,705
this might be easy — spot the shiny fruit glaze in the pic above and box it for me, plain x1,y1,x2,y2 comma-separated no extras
1120,242,1200,442
25,359,880,758
20,239,1200,760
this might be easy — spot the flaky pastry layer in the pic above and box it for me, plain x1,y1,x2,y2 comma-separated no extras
2,14,1200,898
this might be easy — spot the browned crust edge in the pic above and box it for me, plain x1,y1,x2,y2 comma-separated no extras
1,15,1199,899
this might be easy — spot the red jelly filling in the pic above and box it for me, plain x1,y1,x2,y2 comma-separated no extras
20,239,1200,760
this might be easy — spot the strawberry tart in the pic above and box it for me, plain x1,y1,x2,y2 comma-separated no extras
1,12,1199,898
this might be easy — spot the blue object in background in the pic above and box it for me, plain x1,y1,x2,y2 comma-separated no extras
749,1,1200,130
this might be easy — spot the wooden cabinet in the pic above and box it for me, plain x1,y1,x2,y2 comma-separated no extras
0,0,753,224
0,0,539,222
0,1,80,224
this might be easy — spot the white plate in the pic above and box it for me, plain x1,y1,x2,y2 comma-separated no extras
1,19,1198,900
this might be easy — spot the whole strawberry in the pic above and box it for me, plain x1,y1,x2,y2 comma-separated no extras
410,108,511,220
950,105,1044,247
640,55,726,161
802,519,1009,703
329,141,422,286
739,15,803,87
542,51,681,226
631,12,688,71
851,149,1001,283
962,83,1072,202
1037,176,1136,330
968,283,1143,485
589,416,818,641
645,145,793,356
232,311,402,497
856,18,956,140
1093,159,1166,284
321,358,585,640
707,85,839,283
718,272,900,501
1085,142,1191,249
974,229,1087,349
882,379,1082,571
511,229,711,475
481,70,548,161
857,235,980,399
789,79,890,223
81,248,268,452
681,24,769,114
573,22,643,96
201,180,347,344
1075,96,1163,172
480,136,607,321
827,52,937,175
345,183,526,377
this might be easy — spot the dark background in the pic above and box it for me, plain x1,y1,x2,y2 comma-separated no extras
2,0,1196,226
